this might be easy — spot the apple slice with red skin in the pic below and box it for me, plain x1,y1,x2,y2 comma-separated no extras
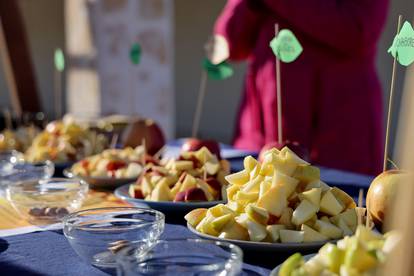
178,155,201,169
185,187,208,202
174,191,187,202
205,177,221,192
258,141,309,162
182,138,221,159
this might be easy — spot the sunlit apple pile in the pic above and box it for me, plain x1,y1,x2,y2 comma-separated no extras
186,147,360,243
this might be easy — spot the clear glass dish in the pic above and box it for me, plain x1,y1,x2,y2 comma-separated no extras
116,239,243,276
63,207,165,268
6,178,88,224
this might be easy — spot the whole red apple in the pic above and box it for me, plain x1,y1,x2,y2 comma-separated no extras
122,118,165,155
181,138,221,159
258,141,309,162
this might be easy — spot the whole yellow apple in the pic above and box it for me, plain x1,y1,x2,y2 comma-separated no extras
366,170,407,227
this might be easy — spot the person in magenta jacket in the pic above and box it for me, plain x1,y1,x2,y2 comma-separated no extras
214,0,389,175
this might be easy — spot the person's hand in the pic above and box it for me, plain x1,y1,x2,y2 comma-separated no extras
204,34,230,65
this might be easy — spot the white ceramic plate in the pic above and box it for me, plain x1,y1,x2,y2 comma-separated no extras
63,169,137,189
114,184,225,212
187,224,330,253
270,254,316,276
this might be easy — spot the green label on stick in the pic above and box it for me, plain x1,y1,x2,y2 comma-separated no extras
270,29,303,63
130,43,142,65
54,48,65,72
202,58,234,80
388,21,414,66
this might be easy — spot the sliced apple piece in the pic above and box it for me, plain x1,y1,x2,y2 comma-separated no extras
319,243,345,273
299,188,322,207
314,220,343,239
259,163,274,176
150,180,172,201
179,174,197,192
279,229,304,243
225,170,249,186
301,224,328,242
259,180,272,198
226,185,240,201
292,199,318,225
306,180,330,192
196,214,219,236
194,146,213,163
245,219,268,242
272,154,297,176
196,179,214,201
249,163,261,179
331,187,356,209
279,253,304,276
266,224,286,242
292,165,320,183
173,160,194,171
227,201,245,214
242,175,264,193
272,171,299,197
281,147,310,165
208,203,233,217
234,191,259,202
243,155,258,172
344,239,377,271
185,208,207,227
279,207,294,229
257,185,288,216
246,204,269,225
219,220,249,240
332,209,358,231
211,213,233,232
204,161,220,175
336,218,353,236
320,190,344,216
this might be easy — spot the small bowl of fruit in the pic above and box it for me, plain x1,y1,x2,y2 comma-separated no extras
114,147,230,213
186,146,362,253
65,146,150,188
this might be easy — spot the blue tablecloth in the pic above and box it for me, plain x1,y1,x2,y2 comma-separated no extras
0,142,374,275
0,224,270,276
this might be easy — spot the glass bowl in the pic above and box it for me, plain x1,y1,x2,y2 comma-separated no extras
116,239,243,276
6,178,88,224
63,207,165,268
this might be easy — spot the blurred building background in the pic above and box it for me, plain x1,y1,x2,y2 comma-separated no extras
0,0,413,152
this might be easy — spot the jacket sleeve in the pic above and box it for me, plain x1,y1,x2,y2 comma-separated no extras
262,0,389,55
214,0,263,61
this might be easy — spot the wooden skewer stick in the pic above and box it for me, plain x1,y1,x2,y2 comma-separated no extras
357,188,364,225
141,138,146,167
3,109,12,130
274,24,283,144
0,18,22,117
54,65,62,119
383,15,403,172
110,133,119,149
192,70,208,138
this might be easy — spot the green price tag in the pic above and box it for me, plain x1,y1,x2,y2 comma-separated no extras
388,21,414,66
54,48,65,72
202,58,234,80
130,43,142,65
269,29,303,63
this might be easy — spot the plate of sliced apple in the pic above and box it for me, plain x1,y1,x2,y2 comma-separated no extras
114,146,230,212
65,146,148,188
185,146,362,253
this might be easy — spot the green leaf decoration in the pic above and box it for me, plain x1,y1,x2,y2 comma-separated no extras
54,48,65,72
388,21,414,66
130,43,142,65
269,29,303,63
202,58,234,80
